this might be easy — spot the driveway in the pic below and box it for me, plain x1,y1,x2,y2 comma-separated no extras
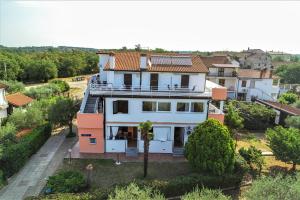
0,129,77,200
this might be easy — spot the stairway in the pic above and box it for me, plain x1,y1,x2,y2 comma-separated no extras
126,147,138,157
173,148,184,156
84,96,98,113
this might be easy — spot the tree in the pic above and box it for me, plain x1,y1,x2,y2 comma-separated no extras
135,44,142,51
48,97,80,136
108,183,165,200
182,187,230,200
275,63,300,84
0,80,25,94
139,121,153,178
285,116,300,129
266,126,300,170
7,107,43,130
278,92,299,105
225,102,244,146
245,174,300,200
239,146,264,175
184,119,235,175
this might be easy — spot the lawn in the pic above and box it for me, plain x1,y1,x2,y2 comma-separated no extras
59,159,191,189
236,131,271,152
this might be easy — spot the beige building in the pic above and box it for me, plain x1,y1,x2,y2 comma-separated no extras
239,49,273,70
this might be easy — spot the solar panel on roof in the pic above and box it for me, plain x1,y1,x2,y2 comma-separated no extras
150,55,192,66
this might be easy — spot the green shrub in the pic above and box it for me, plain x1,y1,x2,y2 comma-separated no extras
278,92,298,105
49,80,70,93
182,187,230,200
239,146,264,174
46,170,86,193
185,119,235,175
0,123,52,178
231,101,276,130
285,116,300,129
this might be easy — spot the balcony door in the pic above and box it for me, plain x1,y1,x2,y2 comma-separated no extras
181,75,189,88
150,73,159,90
124,74,132,89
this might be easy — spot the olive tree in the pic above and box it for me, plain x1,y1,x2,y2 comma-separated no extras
185,119,235,175
266,126,300,170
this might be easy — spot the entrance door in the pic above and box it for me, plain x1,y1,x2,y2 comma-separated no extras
181,75,189,88
174,127,184,147
127,127,137,147
124,74,132,89
150,74,159,90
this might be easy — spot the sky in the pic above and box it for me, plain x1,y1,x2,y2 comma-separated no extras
1,1,300,53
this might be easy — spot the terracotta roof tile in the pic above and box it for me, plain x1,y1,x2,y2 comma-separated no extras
200,56,230,67
238,69,272,79
6,93,33,107
264,100,300,116
104,52,208,73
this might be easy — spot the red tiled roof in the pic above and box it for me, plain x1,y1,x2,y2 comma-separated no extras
264,100,300,116
0,83,8,89
238,69,272,79
200,56,230,67
6,93,33,107
103,52,208,73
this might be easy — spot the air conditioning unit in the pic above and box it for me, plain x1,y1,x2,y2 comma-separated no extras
242,88,248,93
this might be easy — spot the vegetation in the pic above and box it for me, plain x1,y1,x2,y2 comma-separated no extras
0,123,52,178
266,126,300,170
185,119,235,175
0,46,98,83
285,116,300,129
239,146,264,175
231,101,275,130
46,170,86,193
48,97,80,136
278,92,299,105
245,174,300,200
275,63,300,84
182,187,230,200
0,80,25,93
138,121,153,178
108,183,164,200
293,100,300,109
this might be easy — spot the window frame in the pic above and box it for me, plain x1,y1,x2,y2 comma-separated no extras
241,80,247,87
113,100,129,114
191,102,204,113
176,102,190,112
142,101,157,112
157,102,171,112
89,138,97,144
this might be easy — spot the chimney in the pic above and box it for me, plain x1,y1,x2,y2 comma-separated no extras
140,53,147,69
109,52,115,69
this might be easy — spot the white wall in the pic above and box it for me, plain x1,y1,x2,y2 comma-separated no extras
105,140,127,152
0,88,8,122
105,97,208,124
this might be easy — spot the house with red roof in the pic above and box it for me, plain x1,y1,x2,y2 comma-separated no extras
6,92,33,114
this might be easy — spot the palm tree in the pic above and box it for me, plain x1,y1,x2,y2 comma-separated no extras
139,121,153,178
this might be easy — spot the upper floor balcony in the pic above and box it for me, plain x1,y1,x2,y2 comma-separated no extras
207,71,237,77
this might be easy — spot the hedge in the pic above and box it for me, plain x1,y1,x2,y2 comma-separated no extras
0,123,52,178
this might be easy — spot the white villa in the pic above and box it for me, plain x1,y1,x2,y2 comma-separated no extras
77,51,227,155
0,83,8,124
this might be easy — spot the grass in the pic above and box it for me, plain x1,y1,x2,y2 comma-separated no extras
236,131,271,152
59,159,191,189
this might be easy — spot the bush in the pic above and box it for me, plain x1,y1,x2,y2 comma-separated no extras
0,80,25,94
49,80,70,93
46,170,86,193
278,92,299,105
285,116,300,129
108,183,165,200
231,101,275,130
239,146,264,174
185,119,235,175
0,123,52,178
245,174,300,200
182,187,230,200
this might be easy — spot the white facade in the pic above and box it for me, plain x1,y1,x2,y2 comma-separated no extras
0,88,8,124
237,78,280,101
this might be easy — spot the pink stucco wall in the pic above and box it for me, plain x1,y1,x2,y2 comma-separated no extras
208,113,225,124
77,113,104,153
212,87,227,100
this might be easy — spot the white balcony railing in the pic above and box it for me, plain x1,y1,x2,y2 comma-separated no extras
208,103,223,114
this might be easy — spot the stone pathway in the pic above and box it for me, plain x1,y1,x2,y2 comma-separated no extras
0,131,77,200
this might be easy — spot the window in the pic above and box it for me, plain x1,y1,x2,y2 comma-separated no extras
191,102,204,112
143,101,156,112
181,75,189,88
89,138,96,144
218,79,225,86
81,134,91,137
218,68,224,76
157,102,171,112
113,100,128,114
177,102,189,112
241,80,247,87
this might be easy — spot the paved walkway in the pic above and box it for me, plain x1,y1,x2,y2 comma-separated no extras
0,131,77,200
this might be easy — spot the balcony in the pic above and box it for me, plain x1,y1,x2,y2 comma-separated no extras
208,71,237,77
208,103,225,123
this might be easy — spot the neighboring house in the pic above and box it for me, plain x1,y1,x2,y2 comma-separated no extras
256,99,300,126
77,51,227,154
239,48,273,70
237,69,280,101
6,93,33,114
201,56,239,99
0,83,9,124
